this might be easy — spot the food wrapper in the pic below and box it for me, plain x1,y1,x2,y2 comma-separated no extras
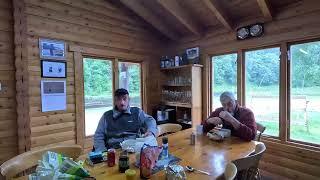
140,144,162,179
28,151,90,180
165,164,186,180
207,128,231,141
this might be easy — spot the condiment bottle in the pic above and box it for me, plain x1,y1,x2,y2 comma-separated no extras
160,136,169,159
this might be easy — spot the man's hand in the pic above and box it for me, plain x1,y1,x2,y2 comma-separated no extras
219,111,241,130
219,111,234,122
206,117,222,126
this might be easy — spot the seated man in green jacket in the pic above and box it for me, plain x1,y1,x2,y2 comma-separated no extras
94,88,158,151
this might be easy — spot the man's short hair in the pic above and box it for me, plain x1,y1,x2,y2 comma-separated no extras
220,91,236,103
114,88,129,97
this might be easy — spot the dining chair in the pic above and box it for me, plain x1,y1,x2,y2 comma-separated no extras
0,144,83,179
232,143,266,180
224,162,237,180
157,123,182,136
255,122,266,141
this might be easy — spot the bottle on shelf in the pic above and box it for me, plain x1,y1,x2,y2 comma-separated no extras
183,111,188,120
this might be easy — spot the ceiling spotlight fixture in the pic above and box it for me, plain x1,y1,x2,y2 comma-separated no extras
237,27,250,40
236,23,264,40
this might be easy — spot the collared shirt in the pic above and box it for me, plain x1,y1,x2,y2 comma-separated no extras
112,106,131,119
94,106,158,151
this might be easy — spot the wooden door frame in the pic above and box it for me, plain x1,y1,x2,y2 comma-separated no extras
70,45,147,148
117,60,144,110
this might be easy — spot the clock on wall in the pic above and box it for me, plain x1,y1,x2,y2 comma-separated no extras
236,23,264,40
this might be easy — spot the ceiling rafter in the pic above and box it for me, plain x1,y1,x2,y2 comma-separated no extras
120,0,179,41
257,0,273,21
202,0,233,31
156,0,202,36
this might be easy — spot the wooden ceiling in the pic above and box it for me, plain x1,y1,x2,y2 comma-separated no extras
111,0,302,41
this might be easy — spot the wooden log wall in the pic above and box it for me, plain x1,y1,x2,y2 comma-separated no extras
0,0,17,164
165,1,320,179
9,0,164,155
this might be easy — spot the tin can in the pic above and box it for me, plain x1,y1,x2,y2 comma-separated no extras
190,132,195,145
107,149,116,167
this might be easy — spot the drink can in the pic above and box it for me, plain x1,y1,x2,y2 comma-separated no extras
107,148,116,167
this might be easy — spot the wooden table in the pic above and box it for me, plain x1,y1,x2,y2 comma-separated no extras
86,128,257,180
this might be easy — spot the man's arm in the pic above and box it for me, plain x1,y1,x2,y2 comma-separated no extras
235,111,257,141
220,110,257,141
202,108,222,133
139,110,158,137
94,114,108,152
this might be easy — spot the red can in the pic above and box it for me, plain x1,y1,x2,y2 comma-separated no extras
107,149,116,167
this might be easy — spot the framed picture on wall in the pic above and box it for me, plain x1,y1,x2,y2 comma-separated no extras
41,60,67,78
41,80,66,112
39,38,67,60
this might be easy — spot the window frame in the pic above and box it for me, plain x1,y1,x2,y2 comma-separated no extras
82,56,115,138
287,39,320,147
243,45,282,138
210,52,239,112
209,40,320,148
81,57,145,138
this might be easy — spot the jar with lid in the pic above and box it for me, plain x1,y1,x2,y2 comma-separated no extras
119,150,130,173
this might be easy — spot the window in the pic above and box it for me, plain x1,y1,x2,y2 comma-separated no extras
83,58,113,136
118,62,142,108
245,47,280,136
211,53,237,110
290,41,320,144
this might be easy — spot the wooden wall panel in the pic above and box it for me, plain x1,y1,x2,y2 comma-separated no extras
0,0,18,164
165,2,320,179
12,0,164,153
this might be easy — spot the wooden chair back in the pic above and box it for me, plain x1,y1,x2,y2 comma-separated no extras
255,122,266,141
224,162,237,180
0,144,82,179
157,123,182,136
232,143,266,180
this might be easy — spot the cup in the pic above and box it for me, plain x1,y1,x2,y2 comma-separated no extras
196,125,203,135
125,169,136,180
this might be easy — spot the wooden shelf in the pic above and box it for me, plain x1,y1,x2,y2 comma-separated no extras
162,84,191,87
177,119,192,125
160,64,202,127
160,64,203,70
162,101,192,108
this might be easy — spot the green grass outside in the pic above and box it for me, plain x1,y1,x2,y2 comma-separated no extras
259,112,320,144
212,84,320,145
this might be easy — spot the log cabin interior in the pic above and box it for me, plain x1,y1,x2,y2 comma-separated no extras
0,0,320,179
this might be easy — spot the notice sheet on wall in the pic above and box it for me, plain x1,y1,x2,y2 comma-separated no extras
41,80,66,112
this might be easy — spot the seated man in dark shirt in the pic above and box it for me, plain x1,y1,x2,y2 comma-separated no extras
94,88,158,151
203,91,257,141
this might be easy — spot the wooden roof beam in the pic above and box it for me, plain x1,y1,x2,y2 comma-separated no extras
156,0,202,36
203,0,233,31
257,0,273,21
120,0,179,41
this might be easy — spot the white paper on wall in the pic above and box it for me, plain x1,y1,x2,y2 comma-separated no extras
41,80,66,112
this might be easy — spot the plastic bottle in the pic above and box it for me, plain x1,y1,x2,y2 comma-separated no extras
160,136,169,159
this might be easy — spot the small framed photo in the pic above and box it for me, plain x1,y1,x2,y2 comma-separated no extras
39,38,66,60
41,60,67,78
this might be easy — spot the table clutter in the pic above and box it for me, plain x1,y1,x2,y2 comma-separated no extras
207,128,231,141
29,151,91,179
26,129,256,180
